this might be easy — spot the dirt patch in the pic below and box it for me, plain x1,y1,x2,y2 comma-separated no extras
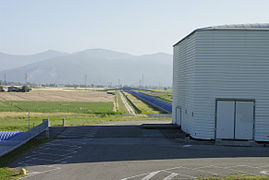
0,89,114,102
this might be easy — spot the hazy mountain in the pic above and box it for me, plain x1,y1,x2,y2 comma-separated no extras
0,49,172,86
0,50,67,71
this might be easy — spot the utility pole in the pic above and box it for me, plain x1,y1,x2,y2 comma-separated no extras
4,73,6,85
118,79,121,88
28,112,31,130
84,74,87,88
25,73,28,85
142,73,144,87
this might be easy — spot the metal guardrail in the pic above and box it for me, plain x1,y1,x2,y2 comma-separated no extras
0,132,23,142
0,119,49,157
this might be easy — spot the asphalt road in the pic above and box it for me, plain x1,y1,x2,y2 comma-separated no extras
11,121,269,180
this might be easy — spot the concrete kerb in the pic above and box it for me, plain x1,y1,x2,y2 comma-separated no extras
176,136,268,147
141,123,268,147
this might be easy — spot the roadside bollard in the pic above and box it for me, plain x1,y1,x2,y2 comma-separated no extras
20,168,27,175
62,118,65,127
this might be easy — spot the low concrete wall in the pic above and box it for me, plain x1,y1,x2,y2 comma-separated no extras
146,114,172,118
36,126,65,139
0,119,49,157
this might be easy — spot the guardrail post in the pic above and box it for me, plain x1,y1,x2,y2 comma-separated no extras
62,118,65,127
42,119,50,138
28,112,30,130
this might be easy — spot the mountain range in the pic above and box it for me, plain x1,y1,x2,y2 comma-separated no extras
0,49,172,87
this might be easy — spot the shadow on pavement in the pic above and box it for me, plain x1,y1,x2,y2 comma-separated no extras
10,124,269,168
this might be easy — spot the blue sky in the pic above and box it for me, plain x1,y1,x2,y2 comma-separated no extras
1,0,269,55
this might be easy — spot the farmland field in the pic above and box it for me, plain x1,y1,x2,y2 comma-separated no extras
0,88,113,102
0,113,170,132
0,101,114,114
0,88,171,132
114,91,129,114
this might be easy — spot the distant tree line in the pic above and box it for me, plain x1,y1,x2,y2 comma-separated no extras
0,80,171,90
0,85,31,92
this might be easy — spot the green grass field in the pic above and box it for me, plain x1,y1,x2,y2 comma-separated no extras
0,101,114,114
196,174,269,180
0,91,171,132
0,100,118,131
0,113,171,132
114,91,129,114
0,89,171,179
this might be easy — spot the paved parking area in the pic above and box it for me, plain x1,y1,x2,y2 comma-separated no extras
122,164,269,180
10,122,269,180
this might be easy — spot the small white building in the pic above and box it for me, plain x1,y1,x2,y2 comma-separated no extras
172,24,269,142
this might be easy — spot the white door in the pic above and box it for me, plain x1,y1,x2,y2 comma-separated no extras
216,101,235,139
235,102,254,140
176,107,181,125
181,109,188,133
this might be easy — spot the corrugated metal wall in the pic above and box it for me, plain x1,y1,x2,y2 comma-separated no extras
172,34,196,134
173,30,269,141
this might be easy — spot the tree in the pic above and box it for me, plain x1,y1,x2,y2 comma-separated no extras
0,86,4,92
21,85,31,92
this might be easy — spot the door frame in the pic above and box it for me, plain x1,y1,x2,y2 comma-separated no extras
175,106,182,126
215,98,255,140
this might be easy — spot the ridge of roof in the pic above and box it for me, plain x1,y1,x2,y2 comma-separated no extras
201,23,269,30
173,23,269,47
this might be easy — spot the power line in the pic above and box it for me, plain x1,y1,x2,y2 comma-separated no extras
84,74,87,87
25,73,28,85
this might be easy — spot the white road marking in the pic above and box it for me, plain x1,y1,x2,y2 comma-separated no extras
46,142,83,146
258,165,269,168
183,145,192,148
121,172,149,180
192,165,215,170
17,140,83,179
260,171,269,175
121,167,182,180
32,151,77,156
121,164,269,180
163,173,178,180
141,171,160,180
26,166,61,177
40,147,79,152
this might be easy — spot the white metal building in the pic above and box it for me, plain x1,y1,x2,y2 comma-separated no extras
172,24,269,142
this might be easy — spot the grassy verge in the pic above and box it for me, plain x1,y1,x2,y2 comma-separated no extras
0,138,52,180
114,91,129,114
0,168,22,180
0,101,114,114
123,92,161,114
196,173,269,180
0,113,171,132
